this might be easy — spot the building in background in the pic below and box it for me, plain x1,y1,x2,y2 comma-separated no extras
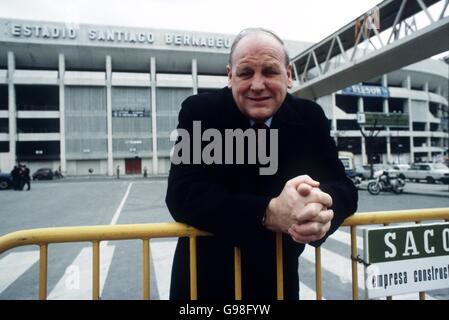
318,57,449,166
0,19,447,176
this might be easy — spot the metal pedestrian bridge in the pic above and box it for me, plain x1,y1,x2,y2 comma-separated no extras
290,0,449,100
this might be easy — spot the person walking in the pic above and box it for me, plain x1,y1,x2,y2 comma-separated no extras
11,165,20,191
22,165,31,191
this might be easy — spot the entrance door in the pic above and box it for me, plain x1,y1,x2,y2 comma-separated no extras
125,157,142,175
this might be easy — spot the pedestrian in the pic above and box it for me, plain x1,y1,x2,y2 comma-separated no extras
22,165,31,191
116,165,120,179
166,28,358,300
10,165,20,191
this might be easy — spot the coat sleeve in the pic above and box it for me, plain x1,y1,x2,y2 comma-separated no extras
165,98,272,246
305,103,358,247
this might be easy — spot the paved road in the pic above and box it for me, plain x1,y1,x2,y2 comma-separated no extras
0,178,448,300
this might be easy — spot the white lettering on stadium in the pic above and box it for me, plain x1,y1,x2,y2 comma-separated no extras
11,24,77,39
165,33,230,49
351,85,382,96
88,29,154,44
9,23,231,49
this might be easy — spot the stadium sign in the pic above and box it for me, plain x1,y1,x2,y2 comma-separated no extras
112,110,150,118
7,21,231,49
358,112,409,127
363,223,449,299
342,85,389,98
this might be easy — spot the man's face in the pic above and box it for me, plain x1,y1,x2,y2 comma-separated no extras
227,34,293,121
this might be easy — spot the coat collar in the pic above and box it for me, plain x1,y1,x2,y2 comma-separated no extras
272,94,307,129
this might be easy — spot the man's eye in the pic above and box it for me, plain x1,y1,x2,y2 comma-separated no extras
264,68,280,75
237,70,253,77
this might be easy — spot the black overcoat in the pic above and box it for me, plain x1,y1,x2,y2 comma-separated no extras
166,87,358,300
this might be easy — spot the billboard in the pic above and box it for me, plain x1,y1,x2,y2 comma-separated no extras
342,85,389,98
357,112,409,127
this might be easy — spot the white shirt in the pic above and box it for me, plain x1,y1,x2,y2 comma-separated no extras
249,117,273,128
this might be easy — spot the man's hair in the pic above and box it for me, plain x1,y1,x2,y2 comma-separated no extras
228,28,290,67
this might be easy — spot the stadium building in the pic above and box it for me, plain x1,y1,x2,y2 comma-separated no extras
0,18,447,176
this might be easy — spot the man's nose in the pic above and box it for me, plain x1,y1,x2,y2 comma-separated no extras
250,74,266,91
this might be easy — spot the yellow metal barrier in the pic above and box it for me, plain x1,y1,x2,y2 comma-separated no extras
0,208,448,300
338,207,449,300
0,223,211,300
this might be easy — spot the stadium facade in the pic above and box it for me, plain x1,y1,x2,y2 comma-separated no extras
0,18,447,176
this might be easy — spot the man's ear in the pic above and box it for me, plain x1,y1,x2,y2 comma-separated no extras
226,65,232,88
287,64,293,89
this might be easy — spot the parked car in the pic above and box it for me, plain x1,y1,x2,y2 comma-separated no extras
389,164,411,180
404,163,449,184
32,168,54,180
355,164,389,180
0,172,13,190
355,165,371,179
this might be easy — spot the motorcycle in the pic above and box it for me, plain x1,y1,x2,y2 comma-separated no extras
367,170,405,195
351,175,362,188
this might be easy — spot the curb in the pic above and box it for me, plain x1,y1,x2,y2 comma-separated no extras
360,188,448,198
402,191,449,198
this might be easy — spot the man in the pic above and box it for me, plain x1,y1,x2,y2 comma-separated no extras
166,28,358,300
11,165,20,191
21,165,31,191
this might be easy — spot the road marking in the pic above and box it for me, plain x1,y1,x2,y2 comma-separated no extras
299,281,325,300
150,239,177,300
109,182,133,225
328,229,364,251
48,182,131,299
0,250,39,295
47,245,115,300
300,244,365,292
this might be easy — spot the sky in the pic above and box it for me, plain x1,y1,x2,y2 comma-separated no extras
0,0,384,42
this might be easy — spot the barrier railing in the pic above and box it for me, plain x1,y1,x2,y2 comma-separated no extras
0,207,448,300
0,223,210,300
340,207,449,300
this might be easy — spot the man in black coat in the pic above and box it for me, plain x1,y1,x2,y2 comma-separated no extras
166,28,358,300
22,165,31,191
11,165,20,191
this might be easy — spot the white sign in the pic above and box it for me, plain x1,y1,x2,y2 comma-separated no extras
365,256,449,299
357,112,366,124
363,223,449,299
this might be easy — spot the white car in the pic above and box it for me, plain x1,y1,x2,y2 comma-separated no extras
355,164,389,180
404,163,449,184
389,164,411,180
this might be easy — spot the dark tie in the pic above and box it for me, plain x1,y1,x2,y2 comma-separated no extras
252,122,269,147
251,123,274,195
252,122,269,130
252,122,270,166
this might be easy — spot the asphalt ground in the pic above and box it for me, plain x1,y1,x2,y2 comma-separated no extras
0,178,448,300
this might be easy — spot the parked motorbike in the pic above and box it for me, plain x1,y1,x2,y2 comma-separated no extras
351,175,362,188
367,170,405,195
